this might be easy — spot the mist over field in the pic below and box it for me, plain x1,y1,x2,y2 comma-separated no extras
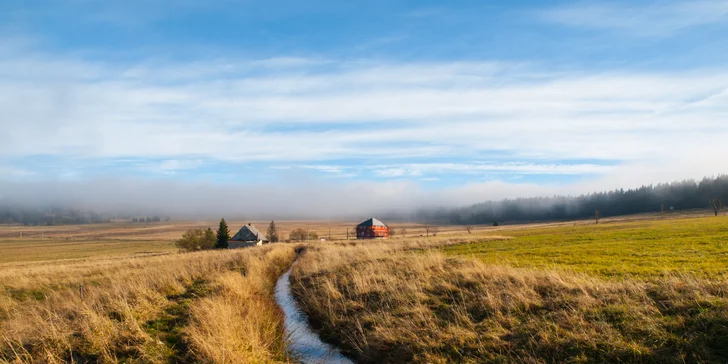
1,171,727,222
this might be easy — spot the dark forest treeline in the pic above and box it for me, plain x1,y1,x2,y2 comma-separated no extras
412,175,728,225
0,206,108,225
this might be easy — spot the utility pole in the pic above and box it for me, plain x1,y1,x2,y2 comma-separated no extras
346,228,349,240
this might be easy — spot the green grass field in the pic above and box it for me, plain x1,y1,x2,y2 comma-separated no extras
445,216,728,278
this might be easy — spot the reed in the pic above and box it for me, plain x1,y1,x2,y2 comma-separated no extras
1,246,297,363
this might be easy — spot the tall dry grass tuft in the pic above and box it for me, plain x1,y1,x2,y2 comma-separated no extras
292,242,728,363
1,245,297,363
185,246,296,363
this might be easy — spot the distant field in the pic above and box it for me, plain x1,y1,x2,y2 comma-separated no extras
444,215,728,278
0,239,176,264
0,219,435,264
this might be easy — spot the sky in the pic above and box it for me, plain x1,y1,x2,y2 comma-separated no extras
1,0,727,217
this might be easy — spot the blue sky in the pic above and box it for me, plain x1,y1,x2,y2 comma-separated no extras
1,0,728,216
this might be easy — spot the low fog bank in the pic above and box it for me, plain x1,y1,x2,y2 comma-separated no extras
0,178,493,221
1,174,726,224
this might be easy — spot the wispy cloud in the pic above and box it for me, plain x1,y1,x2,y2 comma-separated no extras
369,162,614,178
2,49,726,164
1,37,727,201
540,1,728,36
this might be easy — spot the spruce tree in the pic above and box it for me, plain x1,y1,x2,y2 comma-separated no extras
216,218,230,249
266,220,279,243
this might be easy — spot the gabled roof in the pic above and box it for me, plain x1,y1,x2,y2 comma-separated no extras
231,224,267,242
357,217,387,227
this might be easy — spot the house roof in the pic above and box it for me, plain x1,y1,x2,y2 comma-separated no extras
231,224,267,242
357,217,387,227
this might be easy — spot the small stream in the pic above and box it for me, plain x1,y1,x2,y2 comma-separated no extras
275,268,354,364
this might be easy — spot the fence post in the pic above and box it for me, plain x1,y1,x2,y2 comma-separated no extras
79,284,84,300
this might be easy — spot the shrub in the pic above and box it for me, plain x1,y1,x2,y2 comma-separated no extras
176,228,217,252
289,228,314,242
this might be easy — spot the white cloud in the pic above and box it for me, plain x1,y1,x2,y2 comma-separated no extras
369,162,615,178
541,1,728,36
0,39,727,193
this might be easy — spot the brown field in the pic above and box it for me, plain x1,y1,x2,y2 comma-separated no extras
1,209,714,264
0,219,447,264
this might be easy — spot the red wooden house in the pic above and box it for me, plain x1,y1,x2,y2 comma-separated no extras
356,217,389,239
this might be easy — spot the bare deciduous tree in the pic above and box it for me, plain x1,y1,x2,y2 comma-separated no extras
711,198,724,216
289,228,308,242
400,228,407,237
465,225,472,234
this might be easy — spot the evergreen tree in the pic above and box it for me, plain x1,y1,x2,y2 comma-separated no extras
216,218,230,249
266,220,279,243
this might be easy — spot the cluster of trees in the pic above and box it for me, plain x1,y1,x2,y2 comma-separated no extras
288,228,319,242
130,216,164,223
411,176,728,225
0,206,107,225
262,221,322,242
175,228,217,251
176,218,233,251
0,205,175,226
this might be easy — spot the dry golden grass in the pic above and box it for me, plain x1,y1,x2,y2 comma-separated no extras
292,230,728,363
185,246,297,363
3,212,724,363
0,245,297,363
0,219,434,264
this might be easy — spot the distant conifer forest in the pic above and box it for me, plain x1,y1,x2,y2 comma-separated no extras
410,175,728,225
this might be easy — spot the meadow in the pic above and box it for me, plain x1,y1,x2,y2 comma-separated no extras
444,216,728,278
291,215,728,363
1,214,727,363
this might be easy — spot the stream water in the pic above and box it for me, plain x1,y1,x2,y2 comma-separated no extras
274,268,354,364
